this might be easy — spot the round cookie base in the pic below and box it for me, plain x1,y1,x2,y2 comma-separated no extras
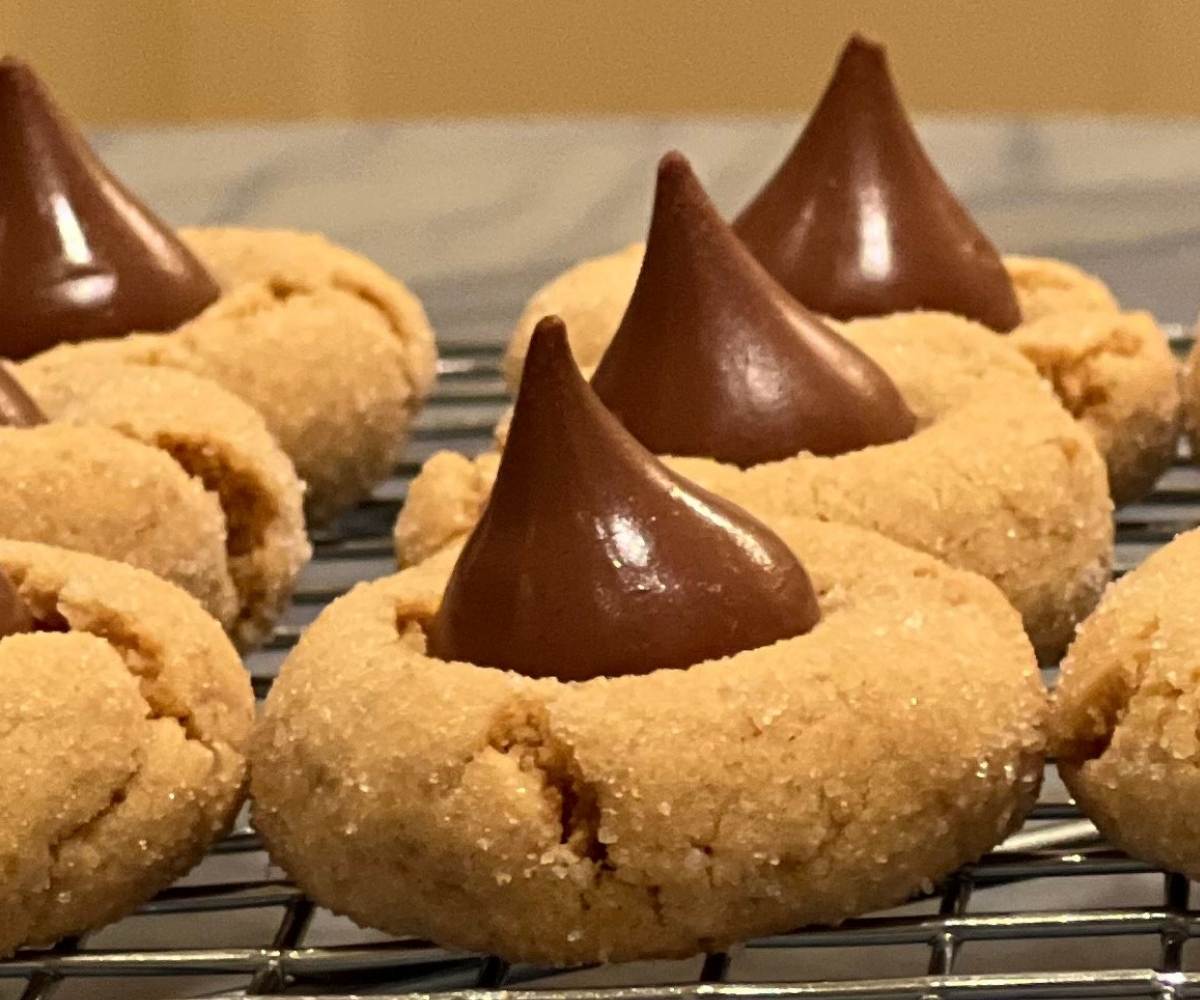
1053,527,1200,882
0,541,253,955
0,423,239,629
254,519,1046,965
1009,302,1180,507
21,361,311,649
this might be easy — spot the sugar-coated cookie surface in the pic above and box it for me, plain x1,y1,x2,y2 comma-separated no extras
254,518,1045,964
505,243,645,388
402,313,1113,659
1011,306,1180,506
1053,527,1200,880
0,424,237,627
1006,256,1180,505
23,227,439,523
21,362,311,648
0,541,253,955
181,228,437,402
503,247,1178,505
1004,255,1120,321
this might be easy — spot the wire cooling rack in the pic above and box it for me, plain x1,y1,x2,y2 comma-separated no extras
5,334,1200,1000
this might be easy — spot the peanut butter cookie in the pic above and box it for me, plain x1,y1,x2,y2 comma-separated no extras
254,517,1045,964
20,361,310,648
1053,527,1200,880
0,542,253,956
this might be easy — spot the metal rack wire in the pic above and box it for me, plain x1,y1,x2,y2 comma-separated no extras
5,336,1200,1000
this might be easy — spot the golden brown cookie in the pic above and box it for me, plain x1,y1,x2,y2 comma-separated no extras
1011,307,1181,506
20,361,311,648
504,247,1179,505
402,313,1113,659
0,541,253,956
1004,255,1120,321
505,243,645,388
24,228,438,523
254,518,1046,965
1053,527,1200,880
0,423,238,628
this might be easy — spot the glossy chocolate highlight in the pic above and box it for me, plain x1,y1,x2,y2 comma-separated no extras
426,316,820,681
591,152,915,466
0,58,220,361
734,36,1021,332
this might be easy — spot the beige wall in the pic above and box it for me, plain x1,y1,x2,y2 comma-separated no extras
3,0,1199,124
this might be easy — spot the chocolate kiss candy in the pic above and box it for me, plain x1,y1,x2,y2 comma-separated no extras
733,36,1021,332
426,316,820,681
0,569,34,638
0,365,46,426
0,58,220,361
591,152,915,466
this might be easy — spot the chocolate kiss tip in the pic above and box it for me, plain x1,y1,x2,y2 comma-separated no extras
654,150,711,210
0,59,40,102
0,58,55,108
591,150,916,466
527,314,571,363
426,315,820,683
732,34,1021,333
0,58,220,361
657,149,690,178
0,568,34,639
845,33,885,56
836,35,897,90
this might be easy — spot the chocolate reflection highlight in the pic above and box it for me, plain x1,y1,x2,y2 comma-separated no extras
426,316,820,681
734,36,1021,332
0,58,220,360
591,152,915,465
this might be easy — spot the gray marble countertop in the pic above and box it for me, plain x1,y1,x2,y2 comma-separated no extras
95,116,1200,340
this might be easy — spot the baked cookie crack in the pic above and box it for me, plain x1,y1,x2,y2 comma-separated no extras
329,276,427,402
1031,332,1138,421
54,601,219,757
148,430,292,645
646,885,667,928
23,750,145,936
45,750,142,870
149,433,274,561
486,700,608,867
1055,615,1163,766
238,271,427,406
